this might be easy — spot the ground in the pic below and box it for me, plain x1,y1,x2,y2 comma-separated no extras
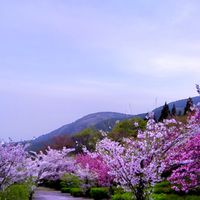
32,187,89,200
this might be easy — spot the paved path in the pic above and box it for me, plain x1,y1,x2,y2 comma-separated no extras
32,187,90,200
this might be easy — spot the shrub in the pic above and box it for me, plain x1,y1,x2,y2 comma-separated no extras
60,174,82,188
90,187,110,200
153,181,175,194
61,187,71,193
43,180,61,190
0,184,30,200
151,193,167,200
151,194,200,200
70,188,84,197
152,181,200,200
112,192,134,200
184,196,200,200
111,186,124,195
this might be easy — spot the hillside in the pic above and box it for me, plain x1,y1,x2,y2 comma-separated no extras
29,112,137,150
153,96,200,119
29,96,200,151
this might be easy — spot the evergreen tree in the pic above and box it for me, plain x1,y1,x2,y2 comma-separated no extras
171,104,177,116
159,102,170,121
184,97,193,115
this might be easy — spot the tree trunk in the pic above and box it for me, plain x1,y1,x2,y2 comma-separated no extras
135,180,145,200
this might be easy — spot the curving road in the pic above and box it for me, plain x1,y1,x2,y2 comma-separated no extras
32,187,90,200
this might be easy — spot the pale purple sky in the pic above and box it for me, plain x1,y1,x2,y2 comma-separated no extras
0,0,200,140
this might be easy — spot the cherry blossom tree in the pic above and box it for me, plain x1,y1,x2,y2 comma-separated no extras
76,154,113,186
75,163,98,190
0,141,28,190
28,146,75,184
96,114,197,200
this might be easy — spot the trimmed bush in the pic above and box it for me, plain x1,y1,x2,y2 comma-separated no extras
152,181,200,200
70,188,84,197
112,192,134,200
153,181,175,194
61,187,71,193
152,193,200,200
111,186,125,195
0,184,30,200
90,187,110,200
60,174,82,189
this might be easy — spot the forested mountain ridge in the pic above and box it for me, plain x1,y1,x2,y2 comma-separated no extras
29,96,200,151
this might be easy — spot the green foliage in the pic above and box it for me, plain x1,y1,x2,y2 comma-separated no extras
171,104,177,116
72,128,102,152
70,188,84,197
153,181,175,194
152,181,200,200
108,118,146,141
159,102,170,122
61,187,71,193
90,187,110,200
112,192,134,200
184,97,193,115
111,186,125,195
0,184,30,200
60,173,82,188
151,193,200,200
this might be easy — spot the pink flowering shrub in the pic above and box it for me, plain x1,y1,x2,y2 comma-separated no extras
164,103,200,193
166,133,200,192
75,154,113,186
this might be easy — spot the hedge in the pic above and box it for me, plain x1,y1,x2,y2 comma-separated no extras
60,174,82,189
152,193,200,200
0,184,31,200
112,192,134,200
61,187,71,193
90,187,110,200
70,188,84,197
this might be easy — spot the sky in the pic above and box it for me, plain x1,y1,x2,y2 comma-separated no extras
0,0,200,141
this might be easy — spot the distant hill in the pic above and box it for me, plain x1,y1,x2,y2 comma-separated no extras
153,96,200,119
29,96,200,151
29,112,142,151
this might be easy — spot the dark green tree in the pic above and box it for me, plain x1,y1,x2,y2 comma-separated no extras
108,118,146,142
184,97,193,115
72,128,102,153
159,102,170,121
171,104,177,116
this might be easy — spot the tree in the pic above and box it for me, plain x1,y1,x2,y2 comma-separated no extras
165,103,200,192
28,147,75,184
196,84,200,94
184,97,193,115
159,102,170,121
171,104,177,116
72,128,102,153
166,133,200,192
0,142,28,190
108,118,146,142
95,109,199,200
76,154,113,186
48,135,73,150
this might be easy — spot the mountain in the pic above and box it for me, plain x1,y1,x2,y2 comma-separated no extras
152,96,200,119
29,96,200,151
29,112,144,151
